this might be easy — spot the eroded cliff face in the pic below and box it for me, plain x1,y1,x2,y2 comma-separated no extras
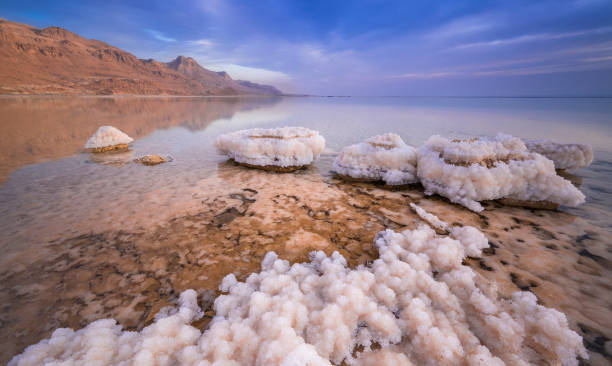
0,18,282,96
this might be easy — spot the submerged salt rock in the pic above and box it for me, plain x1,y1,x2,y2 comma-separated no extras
133,154,167,166
84,126,134,152
525,140,594,170
417,134,586,212
214,127,325,171
333,133,418,185
9,207,587,366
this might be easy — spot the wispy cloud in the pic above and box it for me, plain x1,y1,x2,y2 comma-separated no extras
452,26,612,50
145,29,176,42
22,0,612,95
391,72,458,79
580,55,612,63
198,0,228,16
425,15,495,40
203,63,291,84
188,39,214,47
390,52,612,80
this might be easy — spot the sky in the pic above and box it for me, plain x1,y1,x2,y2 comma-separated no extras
2,0,612,96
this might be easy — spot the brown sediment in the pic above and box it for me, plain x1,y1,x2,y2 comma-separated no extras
451,137,479,143
382,183,420,191
234,160,306,172
557,169,583,187
444,153,529,168
334,173,380,183
0,163,610,365
133,154,167,166
368,142,395,149
85,143,130,153
334,173,417,191
247,134,315,139
497,198,560,210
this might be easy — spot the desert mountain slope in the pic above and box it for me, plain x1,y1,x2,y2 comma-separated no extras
0,18,282,96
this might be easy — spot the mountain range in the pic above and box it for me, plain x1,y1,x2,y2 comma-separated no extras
0,18,282,96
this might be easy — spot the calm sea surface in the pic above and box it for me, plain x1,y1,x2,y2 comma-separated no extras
1,96,610,241
0,96,611,364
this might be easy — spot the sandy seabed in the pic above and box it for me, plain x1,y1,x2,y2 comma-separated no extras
0,162,610,365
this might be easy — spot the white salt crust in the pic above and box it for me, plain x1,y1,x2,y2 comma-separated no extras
430,133,526,164
84,126,134,149
333,133,418,185
9,207,587,366
525,140,594,170
214,127,326,168
417,134,586,212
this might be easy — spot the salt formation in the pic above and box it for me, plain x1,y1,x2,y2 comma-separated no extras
215,127,325,172
417,134,586,212
133,154,168,166
84,126,134,152
525,140,594,170
9,206,587,366
9,290,203,366
333,133,418,185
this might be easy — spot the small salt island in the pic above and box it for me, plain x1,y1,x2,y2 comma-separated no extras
417,134,586,212
133,154,168,166
84,126,134,153
214,127,325,172
525,139,594,170
333,133,418,186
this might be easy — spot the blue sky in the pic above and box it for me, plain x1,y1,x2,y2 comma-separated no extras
2,0,612,95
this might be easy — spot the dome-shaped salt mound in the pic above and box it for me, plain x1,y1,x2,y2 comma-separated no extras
525,140,593,170
214,127,325,172
417,133,586,212
84,126,134,153
333,133,418,186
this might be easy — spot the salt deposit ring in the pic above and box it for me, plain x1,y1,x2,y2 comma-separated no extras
214,127,326,172
417,134,585,212
525,140,594,170
333,133,418,186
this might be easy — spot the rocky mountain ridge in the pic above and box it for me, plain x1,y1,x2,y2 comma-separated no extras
0,18,282,96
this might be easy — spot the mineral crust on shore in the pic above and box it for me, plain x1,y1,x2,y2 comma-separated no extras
215,127,325,172
7,206,588,366
416,134,585,212
333,133,418,186
525,140,594,170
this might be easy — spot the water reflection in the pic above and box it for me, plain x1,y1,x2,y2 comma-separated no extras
0,96,610,364
86,150,135,166
0,96,281,183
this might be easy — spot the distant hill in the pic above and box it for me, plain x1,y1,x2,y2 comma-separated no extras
0,18,282,96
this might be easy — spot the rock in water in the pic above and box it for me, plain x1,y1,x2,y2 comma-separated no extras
333,133,418,186
214,127,325,172
133,154,167,166
417,134,585,212
84,126,134,153
525,139,593,170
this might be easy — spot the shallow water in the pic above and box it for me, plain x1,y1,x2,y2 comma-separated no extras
0,96,611,364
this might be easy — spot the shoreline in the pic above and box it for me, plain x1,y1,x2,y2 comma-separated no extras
1,163,610,364
0,96,610,364
2,93,612,98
